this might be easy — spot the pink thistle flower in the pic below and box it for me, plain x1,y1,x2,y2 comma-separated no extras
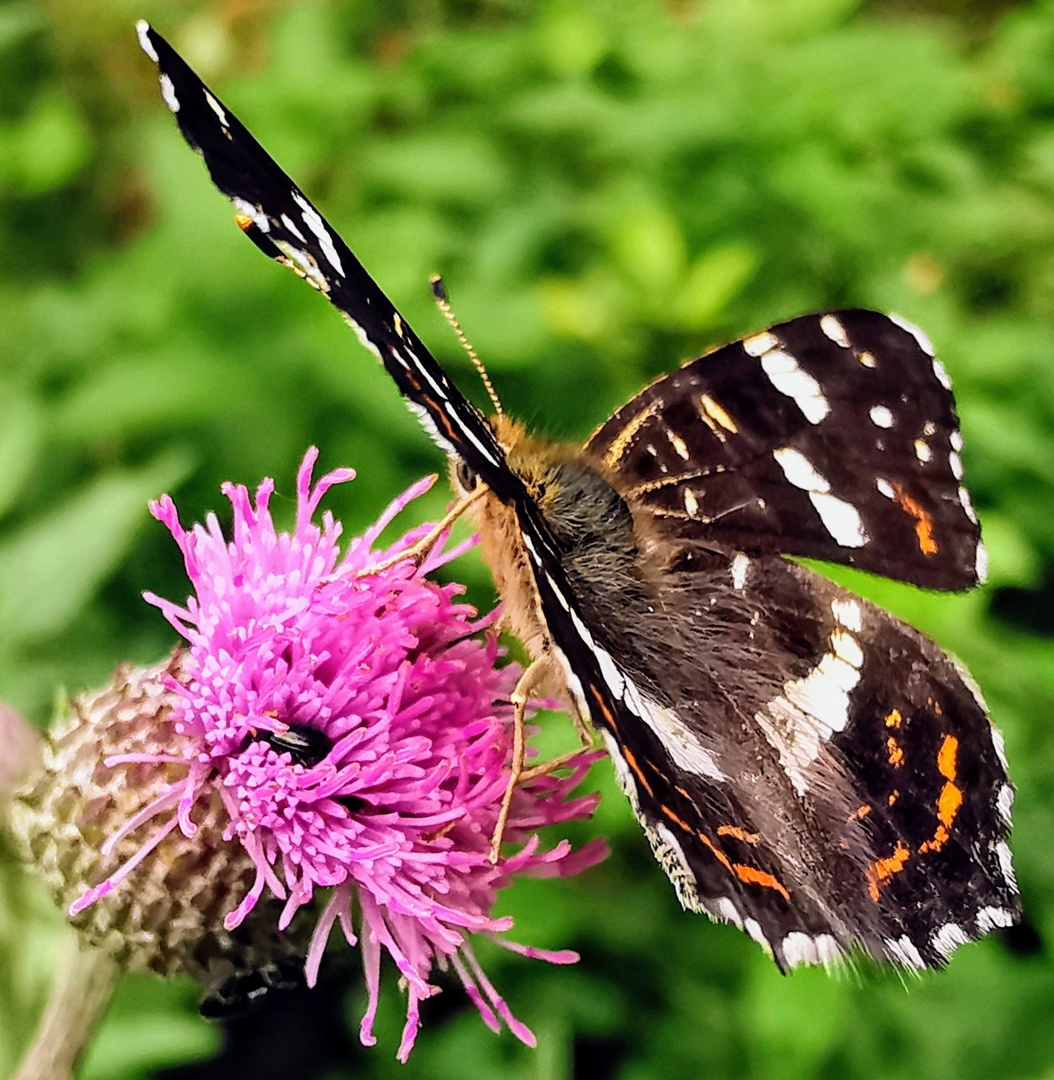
69,448,605,1059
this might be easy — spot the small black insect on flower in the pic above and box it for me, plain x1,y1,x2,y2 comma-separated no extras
255,722,332,768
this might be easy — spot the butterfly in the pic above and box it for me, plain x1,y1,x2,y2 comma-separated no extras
137,21,1019,972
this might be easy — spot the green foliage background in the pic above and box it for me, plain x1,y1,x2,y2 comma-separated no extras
2,0,1054,1076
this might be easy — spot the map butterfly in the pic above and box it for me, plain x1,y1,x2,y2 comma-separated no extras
137,22,1019,973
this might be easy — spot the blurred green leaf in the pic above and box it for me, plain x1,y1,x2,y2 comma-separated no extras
0,451,192,643
0,2,45,53
362,133,510,204
52,355,253,441
744,962,847,1079
981,511,1040,587
610,203,687,296
0,386,42,521
79,976,219,1080
674,242,759,329
537,5,608,76
537,271,626,343
0,857,69,1080
0,95,90,195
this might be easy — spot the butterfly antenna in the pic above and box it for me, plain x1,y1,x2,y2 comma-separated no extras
430,274,503,416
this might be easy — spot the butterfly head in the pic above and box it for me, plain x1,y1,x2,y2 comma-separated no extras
448,413,636,659
449,414,576,505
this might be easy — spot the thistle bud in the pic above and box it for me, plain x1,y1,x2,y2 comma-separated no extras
8,655,306,987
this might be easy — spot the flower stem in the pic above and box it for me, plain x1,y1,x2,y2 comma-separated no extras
14,934,120,1080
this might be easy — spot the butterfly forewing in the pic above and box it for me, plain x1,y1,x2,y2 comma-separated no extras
136,22,520,503
588,310,985,591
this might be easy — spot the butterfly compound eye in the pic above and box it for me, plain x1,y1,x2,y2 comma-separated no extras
456,460,480,493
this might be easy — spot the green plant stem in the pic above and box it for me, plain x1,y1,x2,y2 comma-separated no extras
14,934,119,1080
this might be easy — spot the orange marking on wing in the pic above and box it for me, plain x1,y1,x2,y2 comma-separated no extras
851,803,872,821
887,736,904,767
660,804,694,834
675,785,691,800
733,864,790,901
431,400,460,442
884,708,903,729
892,482,939,555
234,212,254,231
888,789,899,806
717,824,761,844
919,825,950,855
697,830,733,872
867,840,911,902
937,734,958,781
693,828,788,899
588,686,615,726
622,746,654,797
587,684,620,737
938,780,963,828
918,734,963,854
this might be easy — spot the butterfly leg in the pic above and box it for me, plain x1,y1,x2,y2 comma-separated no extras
489,656,549,863
566,699,593,747
489,656,594,863
518,747,589,782
362,484,487,576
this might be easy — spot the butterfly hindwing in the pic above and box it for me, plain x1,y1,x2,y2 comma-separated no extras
587,310,985,591
136,22,519,501
520,470,1017,967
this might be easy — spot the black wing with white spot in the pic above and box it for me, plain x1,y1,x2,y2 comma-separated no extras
522,461,1016,970
587,310,985,591
136,21,521,503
